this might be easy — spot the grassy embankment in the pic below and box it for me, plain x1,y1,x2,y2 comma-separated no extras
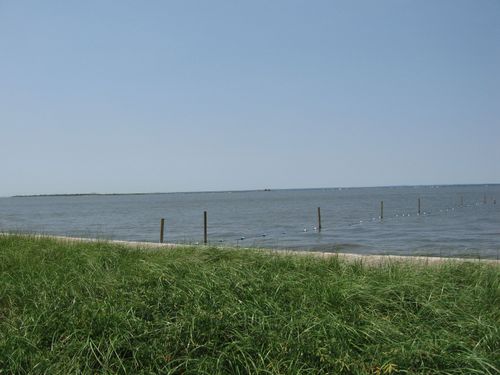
0,235,498,374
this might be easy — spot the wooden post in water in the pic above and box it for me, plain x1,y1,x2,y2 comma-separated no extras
380,201,384,220
418,197,421,215
203,211,208,245
317,207,322,232
160,218,165,243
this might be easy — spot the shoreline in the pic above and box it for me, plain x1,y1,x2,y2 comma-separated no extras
2,232,498,266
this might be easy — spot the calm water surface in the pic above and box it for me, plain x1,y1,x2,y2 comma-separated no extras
1,185,499,258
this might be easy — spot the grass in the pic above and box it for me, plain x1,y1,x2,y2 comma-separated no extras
0,235,498,374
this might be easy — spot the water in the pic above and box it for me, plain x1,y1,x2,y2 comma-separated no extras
1,185,499,259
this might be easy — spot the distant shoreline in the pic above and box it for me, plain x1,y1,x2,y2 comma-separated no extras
9,183,500,198
12,192,155,198
11,190,271,198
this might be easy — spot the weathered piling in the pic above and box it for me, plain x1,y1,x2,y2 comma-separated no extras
317,207,322,232
380,201,384,220
160,218,165,243
418,197,421,215
204,211,208,245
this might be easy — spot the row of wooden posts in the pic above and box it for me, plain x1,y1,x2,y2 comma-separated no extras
160,211,209,244
158,196,496,244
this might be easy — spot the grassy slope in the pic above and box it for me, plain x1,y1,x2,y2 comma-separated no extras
0,236,498,374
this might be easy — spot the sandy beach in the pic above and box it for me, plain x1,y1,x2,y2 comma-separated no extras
3,233,498,266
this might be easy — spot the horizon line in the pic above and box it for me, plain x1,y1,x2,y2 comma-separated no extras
6,182,500,198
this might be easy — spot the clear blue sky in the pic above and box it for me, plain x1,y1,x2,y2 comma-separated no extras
1,1,499,196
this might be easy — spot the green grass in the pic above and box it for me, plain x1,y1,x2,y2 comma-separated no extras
0,235,498,374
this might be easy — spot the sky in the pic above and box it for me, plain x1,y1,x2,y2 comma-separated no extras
1,0,499,196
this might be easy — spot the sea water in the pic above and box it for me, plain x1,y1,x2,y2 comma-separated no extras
1,185,499,258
